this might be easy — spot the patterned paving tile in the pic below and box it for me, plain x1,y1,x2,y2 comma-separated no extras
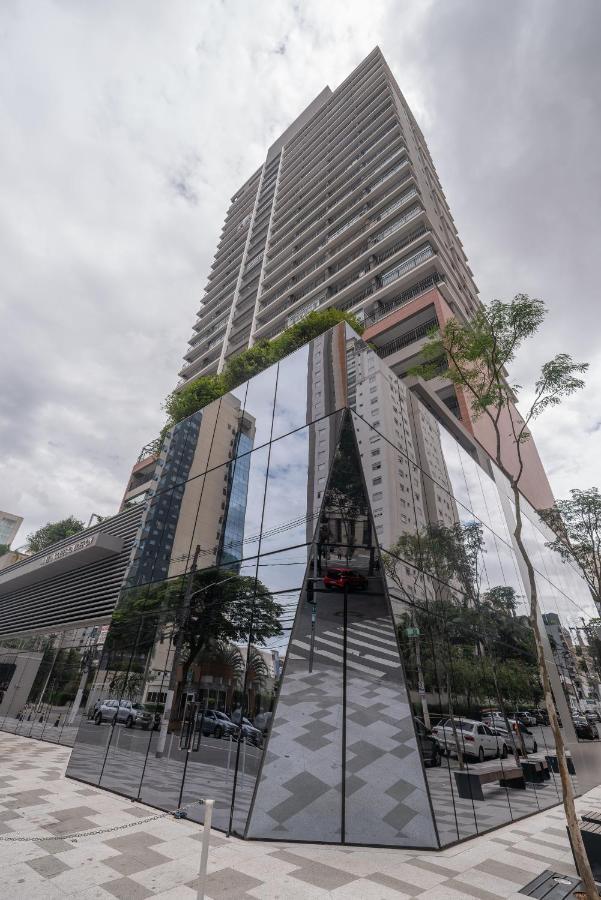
1,732,600,900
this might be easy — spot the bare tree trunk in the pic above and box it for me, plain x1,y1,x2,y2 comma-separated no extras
512,484,598,898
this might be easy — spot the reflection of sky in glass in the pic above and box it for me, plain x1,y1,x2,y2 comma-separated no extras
241,366,277,450
235,446,269,557
260,427,311,556
272,344,310,440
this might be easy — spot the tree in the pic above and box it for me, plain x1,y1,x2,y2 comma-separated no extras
108,670,146,700
385,521,536,758
540,488,601,609
110,566,283,701
0,544,9,557
414,294,595,896
27,516,85,553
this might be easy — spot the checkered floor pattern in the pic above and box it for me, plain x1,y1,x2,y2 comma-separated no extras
1,731,595,898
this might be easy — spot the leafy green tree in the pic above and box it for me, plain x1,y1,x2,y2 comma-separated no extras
540,487,601,608
0,544,10,557
413,294,595,896
109,568,283,690
26,516,85,553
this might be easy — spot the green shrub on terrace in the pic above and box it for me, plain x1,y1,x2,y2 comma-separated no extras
162,308,363,430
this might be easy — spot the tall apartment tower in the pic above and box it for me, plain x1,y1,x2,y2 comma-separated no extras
178,47,554,509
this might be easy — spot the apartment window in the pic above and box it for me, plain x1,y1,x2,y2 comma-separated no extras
371,448,380,457
373,476,382,486
372,462,381,471
372,491,383,501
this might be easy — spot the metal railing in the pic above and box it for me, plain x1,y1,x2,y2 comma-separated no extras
363,273,445,327
377,318,439,358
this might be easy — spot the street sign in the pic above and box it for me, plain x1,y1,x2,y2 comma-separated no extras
405,626,420,638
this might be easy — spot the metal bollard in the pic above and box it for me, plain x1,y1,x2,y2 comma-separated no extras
197,798,214,900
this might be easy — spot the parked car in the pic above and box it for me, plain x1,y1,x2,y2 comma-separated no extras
574,716,599,740
87,698,107,720
94,699,155,729
492,720,538,755
239,717,263,747
430,718,505,762
513,710,537,727
323,568,368,591
414,718,442,767
532,708,550,726
199,709,237,739
482,712,511,731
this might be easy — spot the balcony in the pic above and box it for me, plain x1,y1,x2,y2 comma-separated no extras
279,86,392,198
275,106,397,231
363,273,446,328
256,187,425,333
267,151,409,282
380,244,435,288
377,317,439,358
272,115,399,246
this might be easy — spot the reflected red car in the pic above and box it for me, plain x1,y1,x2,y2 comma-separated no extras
323,568,368,591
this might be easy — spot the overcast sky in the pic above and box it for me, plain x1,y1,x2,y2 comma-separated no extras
1,0,600,545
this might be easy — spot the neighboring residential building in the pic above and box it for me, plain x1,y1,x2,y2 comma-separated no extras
119,441,161,511
0,510,22,548
177,46,552,510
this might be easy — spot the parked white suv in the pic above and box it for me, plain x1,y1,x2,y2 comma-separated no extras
430,718,505,762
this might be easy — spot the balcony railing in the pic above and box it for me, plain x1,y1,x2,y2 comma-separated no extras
377,318,439,358
363,273,445,327
380,244,434,287
369,203,421,246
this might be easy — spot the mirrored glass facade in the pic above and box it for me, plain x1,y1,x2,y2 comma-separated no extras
2,322,600,848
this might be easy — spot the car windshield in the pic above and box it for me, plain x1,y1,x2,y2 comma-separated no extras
216,712,230,720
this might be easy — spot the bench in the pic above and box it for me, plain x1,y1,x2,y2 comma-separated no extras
454,762,525,801
566,819,601,883
545,751,576,775
521,756,550,784
581,808,601,825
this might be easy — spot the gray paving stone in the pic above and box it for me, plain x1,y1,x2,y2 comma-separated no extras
273,850,363,890
26,854,71,878
189,866,263,899
100,876,154,899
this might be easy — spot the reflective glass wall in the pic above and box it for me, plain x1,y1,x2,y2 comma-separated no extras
5,322,600,849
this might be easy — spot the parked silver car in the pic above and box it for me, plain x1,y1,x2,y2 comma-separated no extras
94,699,154,729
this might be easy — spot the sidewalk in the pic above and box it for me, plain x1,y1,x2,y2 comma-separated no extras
0,732,588,899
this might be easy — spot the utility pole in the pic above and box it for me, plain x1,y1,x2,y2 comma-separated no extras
155,544,201,758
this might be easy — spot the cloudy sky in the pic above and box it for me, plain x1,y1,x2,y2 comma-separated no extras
1,0,600,545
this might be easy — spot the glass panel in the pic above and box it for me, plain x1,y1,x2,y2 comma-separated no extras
247,546,345,842
240,365,277,452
